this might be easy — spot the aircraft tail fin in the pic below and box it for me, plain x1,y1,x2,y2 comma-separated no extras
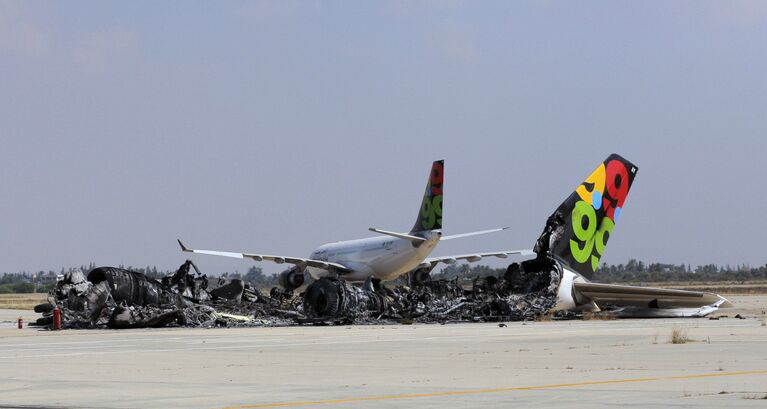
534,154,638,279
410,160,444,233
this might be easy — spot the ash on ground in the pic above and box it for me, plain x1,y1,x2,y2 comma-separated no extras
32,259,570,329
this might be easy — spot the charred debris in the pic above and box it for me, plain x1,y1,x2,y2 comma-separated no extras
32,257,570,330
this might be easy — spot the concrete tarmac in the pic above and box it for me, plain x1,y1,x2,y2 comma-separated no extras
1,313,766,409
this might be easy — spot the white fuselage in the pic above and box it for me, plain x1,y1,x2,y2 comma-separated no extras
551,267,584,311
306,231,441,281
539,260,595,312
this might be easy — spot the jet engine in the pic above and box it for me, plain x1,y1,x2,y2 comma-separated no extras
278,267,305,291
303,277,388,319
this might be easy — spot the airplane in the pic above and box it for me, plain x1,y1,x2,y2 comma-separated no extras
512,153,732,318
178,160,532,290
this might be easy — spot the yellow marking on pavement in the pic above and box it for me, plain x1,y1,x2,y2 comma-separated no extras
221,370,767,409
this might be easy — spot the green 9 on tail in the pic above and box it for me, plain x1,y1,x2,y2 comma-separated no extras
411,160,444,233
534,154,638,279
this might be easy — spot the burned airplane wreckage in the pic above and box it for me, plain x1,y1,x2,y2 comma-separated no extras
301,256,562,323
32,154,732,329
33,257,565,329
33,261,293,329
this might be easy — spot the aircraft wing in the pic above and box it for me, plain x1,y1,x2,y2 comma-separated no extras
418,249,535,269
573,282,732,317
177,240,351,273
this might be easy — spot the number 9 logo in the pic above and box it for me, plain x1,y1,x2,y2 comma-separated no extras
570,200,596,264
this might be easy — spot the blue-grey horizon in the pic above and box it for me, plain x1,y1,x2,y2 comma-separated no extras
1,1,765,275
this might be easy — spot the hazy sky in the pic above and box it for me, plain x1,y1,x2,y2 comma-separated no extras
1,1,765,275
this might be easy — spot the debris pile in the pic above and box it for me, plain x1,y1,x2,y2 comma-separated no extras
301,257,563,324
33,257,566,330
33,261,296,329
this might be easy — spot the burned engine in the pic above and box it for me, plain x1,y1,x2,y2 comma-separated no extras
87,267,172,307
303,277,389,320
301,256,563,323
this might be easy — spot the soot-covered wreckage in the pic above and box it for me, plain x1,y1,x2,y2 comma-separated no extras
32,255,564,329
32,154,732,329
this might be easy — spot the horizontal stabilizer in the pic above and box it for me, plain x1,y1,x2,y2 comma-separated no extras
368,228,427,242
573,282,732,310
440,227,510,241
604,303,727,318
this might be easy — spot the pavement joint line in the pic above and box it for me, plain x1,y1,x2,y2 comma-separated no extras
0,325,682,348
1,329,658,359
218,370,767,409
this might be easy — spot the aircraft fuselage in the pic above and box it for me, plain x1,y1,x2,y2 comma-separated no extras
307,231,441,281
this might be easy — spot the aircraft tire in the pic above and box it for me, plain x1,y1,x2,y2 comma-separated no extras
34,303,54,313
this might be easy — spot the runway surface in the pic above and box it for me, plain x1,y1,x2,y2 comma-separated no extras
1,311,766,409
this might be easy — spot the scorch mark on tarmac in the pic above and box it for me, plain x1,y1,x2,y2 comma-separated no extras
219,370,767,409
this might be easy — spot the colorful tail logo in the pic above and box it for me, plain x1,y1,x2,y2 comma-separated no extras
411,160,444,233
535,154,638,279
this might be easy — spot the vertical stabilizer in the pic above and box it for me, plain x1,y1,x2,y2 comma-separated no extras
534,154,638,279
411,160,444,233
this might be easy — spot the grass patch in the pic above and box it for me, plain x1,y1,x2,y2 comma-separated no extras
582,312,616,320
0,293,48,310
535,313,553,322
670,326,691,344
